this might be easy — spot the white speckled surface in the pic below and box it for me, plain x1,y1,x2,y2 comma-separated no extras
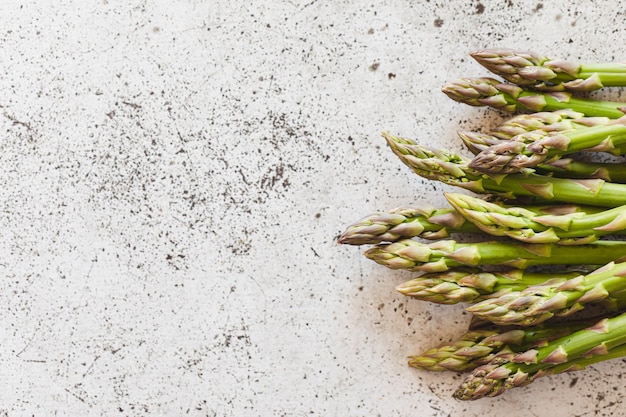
2,1,626,415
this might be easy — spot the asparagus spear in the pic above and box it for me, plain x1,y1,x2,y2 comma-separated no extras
471,48,626,92
490,110,611,140
468,118,626,174
461,109,619,154
459,130,626,182
454,342,626,400
467,262,626,326
409,319,594,372
396,268,578,304
453,312,626,400
364,239,626,272
445,192,626,244
337,207,481,245
441,77,626,118
338,201,606,245
383,132,626,208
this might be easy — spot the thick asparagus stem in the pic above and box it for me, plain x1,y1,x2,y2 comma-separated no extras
337,207,481,245
442,77,626,118
471,48,626,92
453,312,626,400
364,239,626,272
383,132,626,208
444,192,626,244
469,118,626,174
396,268,579,304
466,261,626,326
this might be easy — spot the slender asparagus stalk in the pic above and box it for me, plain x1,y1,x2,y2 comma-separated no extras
364,239,626,272
471,48,626,92
533,340,626,376
490,110,611,140
459,130,626,182
461,109,621,155
466,261,626,326
337,207,481,245
383,132,626,208
445,192,626,244
536,157,626,182
453,312,626,400
338,201,608,245
396,268,579,304
409,319,594,372
442,77,626,118
468,118,626,174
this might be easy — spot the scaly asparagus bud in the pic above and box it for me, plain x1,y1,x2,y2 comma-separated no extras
469,48,547,87
454,312,626,400
469,118,626,174
471,48,626,92
442,77,626,118
409,328,502,372
466,262,626,326
364,239,626,272
337,207,481,245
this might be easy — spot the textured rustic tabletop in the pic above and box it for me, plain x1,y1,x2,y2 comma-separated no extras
1,1,625,416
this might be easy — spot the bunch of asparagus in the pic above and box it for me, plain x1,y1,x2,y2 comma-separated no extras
339,48,626,401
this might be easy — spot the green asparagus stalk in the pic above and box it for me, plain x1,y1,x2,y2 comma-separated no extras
460,127,620,156
459,130,626,182
530,341,626,377
442,77,626,118
453,312,626,400
409,319,594,372
466,261,626,326
338,202,606,245
445,192,626,244
364,239,626,272
383,132,626,208
468,118,626,174
531,157,626,183
337,207,481,245
471,48,626,92
490,110,611,140
456,342,626,399
396,268,579,304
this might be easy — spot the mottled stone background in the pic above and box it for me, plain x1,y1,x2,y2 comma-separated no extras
1,1,625,416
